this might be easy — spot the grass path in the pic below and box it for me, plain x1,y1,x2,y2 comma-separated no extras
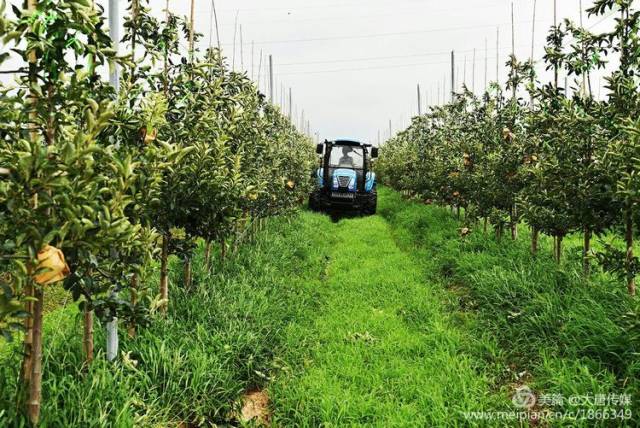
2,189,635,426
271,201,492,426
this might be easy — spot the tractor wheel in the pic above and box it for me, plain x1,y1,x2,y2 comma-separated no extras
362,191,377,216
308,192,320,212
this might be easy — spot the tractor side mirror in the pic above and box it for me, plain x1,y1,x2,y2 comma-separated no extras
316,144,324,155
371,147,379,158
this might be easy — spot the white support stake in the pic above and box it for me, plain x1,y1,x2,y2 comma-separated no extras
107,0,120,362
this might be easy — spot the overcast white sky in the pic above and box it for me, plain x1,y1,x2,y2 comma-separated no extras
5,1,618,144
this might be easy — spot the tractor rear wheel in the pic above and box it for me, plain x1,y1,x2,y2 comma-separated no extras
362,191,377,215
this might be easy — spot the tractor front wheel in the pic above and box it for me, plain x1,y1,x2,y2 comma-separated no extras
308,191,320,212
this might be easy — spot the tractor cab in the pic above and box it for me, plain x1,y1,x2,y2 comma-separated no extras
309,139,378,215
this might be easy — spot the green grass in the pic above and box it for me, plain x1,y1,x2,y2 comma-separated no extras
376,187,640,426
1,188,638,426
0,214,329,427
270,203,497,426
271,187,639,427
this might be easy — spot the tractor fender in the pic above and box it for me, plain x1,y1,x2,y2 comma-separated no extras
365,171,376,192
316,168,324,187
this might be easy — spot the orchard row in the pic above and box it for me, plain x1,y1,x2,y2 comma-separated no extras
0,0,315,423
377,0,640,295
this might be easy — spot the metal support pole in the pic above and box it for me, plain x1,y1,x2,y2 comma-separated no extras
450,51,455,102
269,55,274,103
107,0,120,363
108,0,120,92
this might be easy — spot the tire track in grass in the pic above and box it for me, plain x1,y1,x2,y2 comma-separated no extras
271,207,493,427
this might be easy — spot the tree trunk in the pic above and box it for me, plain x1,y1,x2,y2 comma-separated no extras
20,282,34,407
243,211,249,241
21,0,38,411
27,287,44,425
483,217,488,234
252,217,258,240
625,209,636,296
204,239,212,272
160,234,169,315
220,237,226,263
531,226,539,255
128,273,137,338
83,307,94,364
555,235,563,264
496,224,503,242
183,257,192,289
558,235,563,264
235,212,248,254
456,205,460,220
233,223,240,255
583,227,591,276
511,204,518,240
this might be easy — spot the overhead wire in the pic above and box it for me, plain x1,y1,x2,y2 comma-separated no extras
276,43,539,76
209,1,505,26
277,56,523,77
220,19,551,47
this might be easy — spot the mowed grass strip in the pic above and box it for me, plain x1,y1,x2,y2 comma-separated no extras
271,210,491,426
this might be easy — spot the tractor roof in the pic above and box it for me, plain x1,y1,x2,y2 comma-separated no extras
329,139,370,147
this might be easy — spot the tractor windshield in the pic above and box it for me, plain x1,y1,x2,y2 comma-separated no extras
329,145,364,169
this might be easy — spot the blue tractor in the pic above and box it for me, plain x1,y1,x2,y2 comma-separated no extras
309,139,378,215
